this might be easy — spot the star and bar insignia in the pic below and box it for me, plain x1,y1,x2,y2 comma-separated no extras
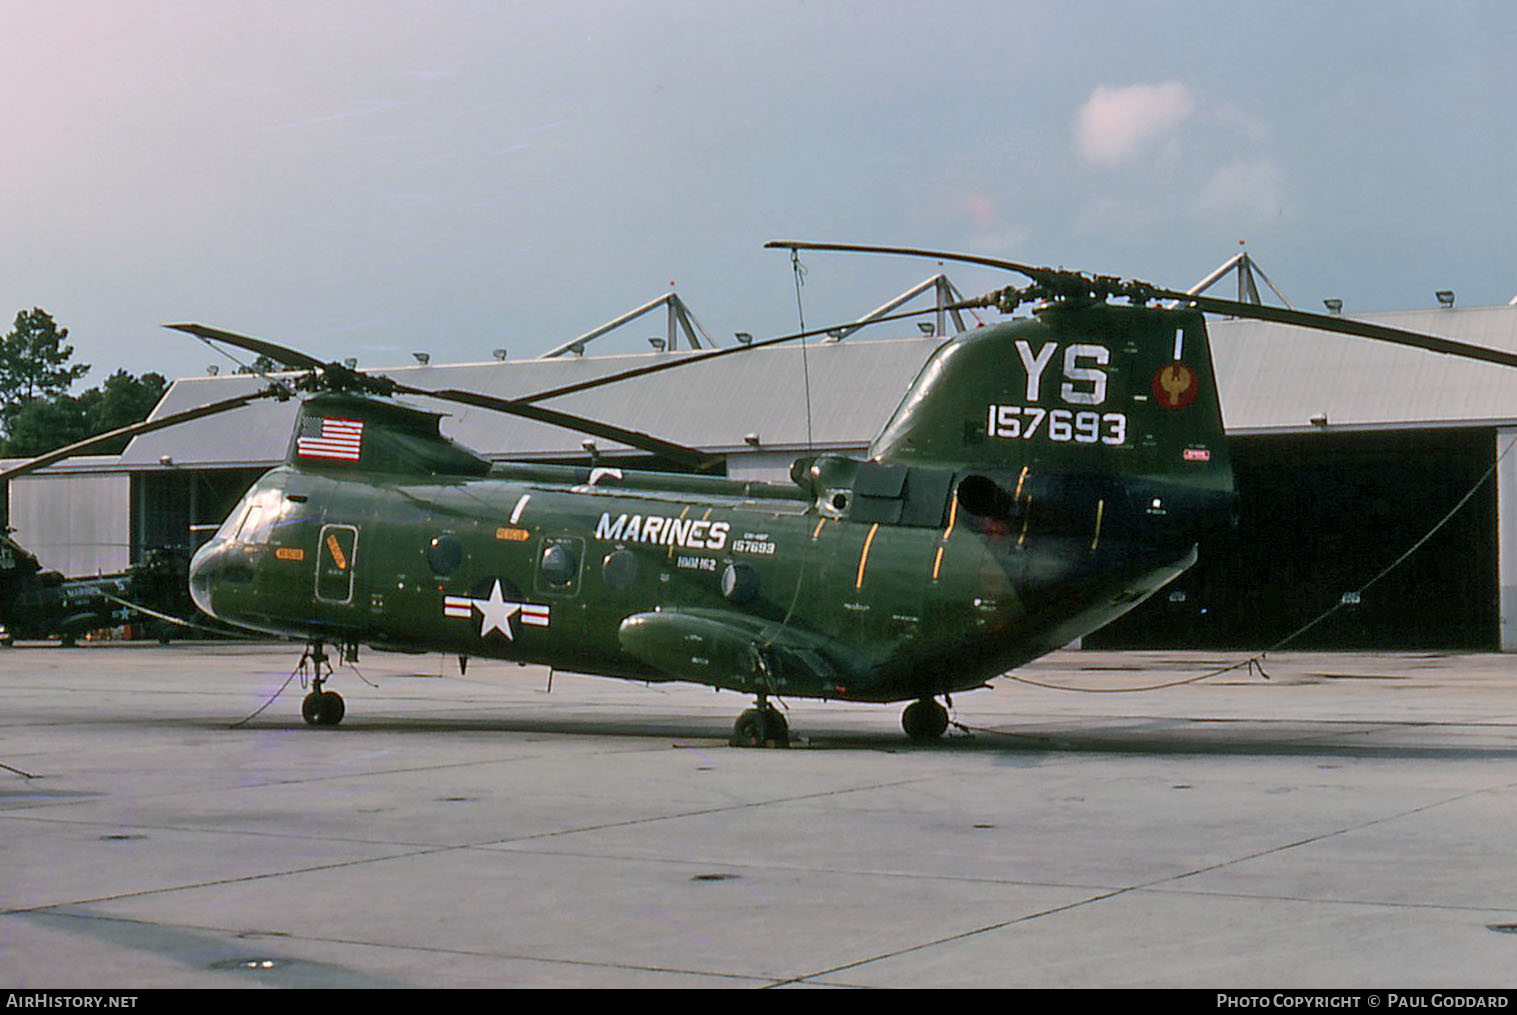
444,578,551,640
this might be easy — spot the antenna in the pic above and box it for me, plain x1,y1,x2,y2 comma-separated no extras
791,247,815,452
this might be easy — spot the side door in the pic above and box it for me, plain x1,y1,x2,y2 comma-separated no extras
315,523,360,605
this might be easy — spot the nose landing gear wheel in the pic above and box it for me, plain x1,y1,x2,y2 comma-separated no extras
902,697,949,741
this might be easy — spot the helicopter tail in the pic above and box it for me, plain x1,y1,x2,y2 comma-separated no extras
867,302,1234,543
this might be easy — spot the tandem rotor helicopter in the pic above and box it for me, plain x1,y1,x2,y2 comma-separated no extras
6,241,1514,745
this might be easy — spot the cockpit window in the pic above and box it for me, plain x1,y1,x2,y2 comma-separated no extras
215,501,251,543
217,485,288,545
235,504,265,542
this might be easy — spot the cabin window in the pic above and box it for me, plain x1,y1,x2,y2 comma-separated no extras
537,538,582,594
426,534,463,576
601,549,638,591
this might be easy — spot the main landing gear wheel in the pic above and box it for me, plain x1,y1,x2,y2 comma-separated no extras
902,698,949,742
302,689,345,727
731,704,789,748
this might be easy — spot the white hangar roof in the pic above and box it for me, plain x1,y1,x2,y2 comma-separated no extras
116,333,950,469
85,301,1517,474
1211,305,1517,434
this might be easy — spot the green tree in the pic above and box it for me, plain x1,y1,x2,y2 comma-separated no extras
3,396,89,457
0,309,90,439
80,369,168,437
2,369,168,458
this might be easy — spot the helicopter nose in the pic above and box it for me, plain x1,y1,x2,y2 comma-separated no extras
188,540,221,618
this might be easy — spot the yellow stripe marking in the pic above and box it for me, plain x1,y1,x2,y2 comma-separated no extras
667,505,691,560
326,533,347,571
1090,499,1105,551
855,523,879,590
931,494,958,582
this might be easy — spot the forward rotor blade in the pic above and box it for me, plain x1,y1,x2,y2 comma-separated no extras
1165,291,1517,371
173,322,725,467
168,323,390,395
0,390,274,484
388,381,724,471
166,323,325,371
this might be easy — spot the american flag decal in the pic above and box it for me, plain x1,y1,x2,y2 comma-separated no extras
298,416,364,462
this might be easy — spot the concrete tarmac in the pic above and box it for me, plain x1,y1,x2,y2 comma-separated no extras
2,641,1516,989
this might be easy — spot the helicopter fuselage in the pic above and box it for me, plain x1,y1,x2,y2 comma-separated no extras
189,457,1206,703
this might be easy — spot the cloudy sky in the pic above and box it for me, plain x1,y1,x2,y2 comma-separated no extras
3,0,1514,383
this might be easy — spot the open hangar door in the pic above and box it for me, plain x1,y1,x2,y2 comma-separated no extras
1088,427,1500,652
133,467,267,557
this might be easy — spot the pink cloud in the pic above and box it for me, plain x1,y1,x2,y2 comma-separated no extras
1076,82,1195,165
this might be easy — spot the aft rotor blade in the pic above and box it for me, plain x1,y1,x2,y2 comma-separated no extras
767,242,1517,371
0,389,274,483
1165,291,1517,371
166,323,326,371
388,381,723,471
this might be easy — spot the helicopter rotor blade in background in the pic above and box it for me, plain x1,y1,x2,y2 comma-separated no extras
0,389,276,484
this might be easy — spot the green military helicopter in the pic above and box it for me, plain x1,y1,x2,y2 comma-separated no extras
0,529,195,646
7,242,1513,743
